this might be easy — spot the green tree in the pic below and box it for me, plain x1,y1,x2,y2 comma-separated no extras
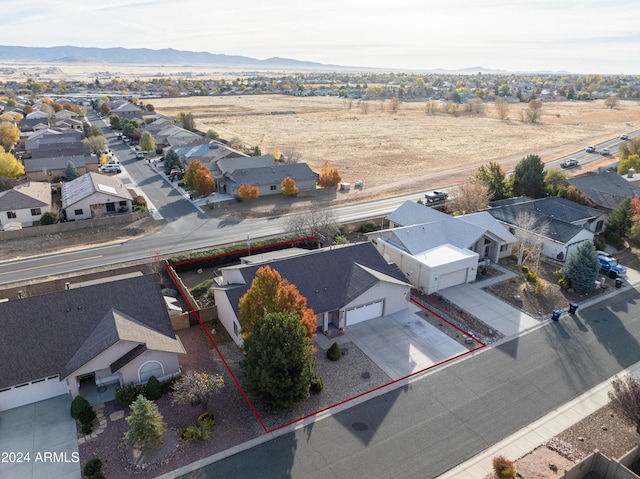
0,151,25,178
608,375,640,435
176,112,196,131
205,129,219,140
617,154,640,176
139,131,156,152
145,376,162,401
560,241,599,293
241,312,315,410
110,115,122,130
122,122,138,137
65,161,79,181
604,197,633,244
89,125,103,137
252,146,262,156
474,161,509,200
124,395,166,451
0,122,20,152
512,154,545,198
163,149,181,173
171,370,224,411
39,211,59,225
238,265,316,342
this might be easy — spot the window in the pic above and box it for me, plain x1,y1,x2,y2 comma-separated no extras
30,208,41,216
74,209,83,216
500,244,508,252
139,361,164,384
106,203,115,212
595,220,604,233
119,201,127,206
233,321,239,337
270,185,276,191
7,211,16,219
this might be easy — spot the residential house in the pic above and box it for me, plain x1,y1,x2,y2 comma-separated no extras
213,242,411,346
487,197,596,261
0,182,51,230
565,170,640,213
61,172,133,221
368,201,515,293
23,154,99,182
0,274,186,412
23,128,84,151
107,99,144,120
174,141,244,173
19,110,50,132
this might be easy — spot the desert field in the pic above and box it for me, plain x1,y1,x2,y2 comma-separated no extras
152,95,640,199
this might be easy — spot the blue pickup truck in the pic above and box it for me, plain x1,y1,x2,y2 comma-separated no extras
598,254,627,278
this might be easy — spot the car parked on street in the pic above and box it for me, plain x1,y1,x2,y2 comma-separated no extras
136,151,144,159
561,158,579,169
99,164,122,173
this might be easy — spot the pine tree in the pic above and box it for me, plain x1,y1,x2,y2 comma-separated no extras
604,197,633,245
242,312,315,410
511,154,545,198
561,241,599,293
65,161,79,181
124,395,166,450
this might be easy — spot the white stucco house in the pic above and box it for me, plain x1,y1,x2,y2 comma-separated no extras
61,172,133,221
368,201,516,293
212,242,412,346
0,275,185,412
0,181,52,229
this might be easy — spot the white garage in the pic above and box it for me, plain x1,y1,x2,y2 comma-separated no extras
0,375,69,412
437,269,469,290
346,300,384,326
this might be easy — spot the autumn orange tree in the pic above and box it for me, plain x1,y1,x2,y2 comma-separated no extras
237,266,316,343
99,102,110,116
184,160,215,194
318,161,342,187
281,176,298,195
238,183,259,200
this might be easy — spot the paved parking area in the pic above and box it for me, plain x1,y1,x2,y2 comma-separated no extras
344,306,469,380
0,395,80,479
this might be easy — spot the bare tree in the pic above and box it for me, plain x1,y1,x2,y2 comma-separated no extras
512,211,550,268
447,182,491,214
388,97,400,114
495,98,510,120
608,375,640,434
286,204,339,239
525,99,542,123
281,146,302,164
604,95,619,109
425,101,437,116
359,101,370,114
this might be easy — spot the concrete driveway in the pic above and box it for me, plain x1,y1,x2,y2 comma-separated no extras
344,306,469,380
0,395,80,479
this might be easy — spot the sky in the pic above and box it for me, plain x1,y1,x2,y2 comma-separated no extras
1,0,639,74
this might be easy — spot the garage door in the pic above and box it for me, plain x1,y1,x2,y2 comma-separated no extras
438,269,468,291
0,376,69,412
346,300,384,326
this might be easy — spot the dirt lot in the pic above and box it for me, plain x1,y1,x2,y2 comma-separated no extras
153,95,640,199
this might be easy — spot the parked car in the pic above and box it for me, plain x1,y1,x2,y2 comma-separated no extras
601,148,611,156
135,151,144,159
585,146,596,153
99,164,121,173
621,134,629,140
168,168,184,180
425,191,448,203
598,254,627,278
561,158,579,169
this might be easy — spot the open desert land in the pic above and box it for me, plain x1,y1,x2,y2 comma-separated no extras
152,96,640,199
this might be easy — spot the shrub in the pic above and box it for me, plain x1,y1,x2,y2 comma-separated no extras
310,376,323,393
40,211,59,225
146,375,162,401
554,269,563,279
197,412,216,428
360,220,378,233
534,280,544,296
180,428,193,441
492,455,517,479
334,235,348,245
183,421,211,442
327,342,342,361
70,395,91,420
115,383,147,407
78,407,96,426
526,272,537,283
558,277,571,289
190,278,213,297
593,238,606,252
521,265,529,274
84,458,103,477
81,422,93,435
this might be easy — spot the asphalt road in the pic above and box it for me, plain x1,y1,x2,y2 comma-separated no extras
180,288,640,479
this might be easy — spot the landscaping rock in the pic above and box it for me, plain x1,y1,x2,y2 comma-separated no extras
110,410,125,421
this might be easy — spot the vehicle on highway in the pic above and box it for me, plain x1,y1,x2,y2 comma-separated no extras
598,253,626,278
425,191,448,203
136,151,144,159
621,134,629,140
99,164,122,173
561,158,579,169
585,146,596,153
601,148,611,156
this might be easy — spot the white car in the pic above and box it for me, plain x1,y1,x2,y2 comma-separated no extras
99,164,121,173
601,148,611,156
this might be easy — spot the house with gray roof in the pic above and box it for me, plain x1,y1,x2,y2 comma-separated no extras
487,197,595,261
565,170,640,212
213,242,411,346
368,201,516,293
0,181,51,230
0,274,185,412
61,172,132,221
23,154,99,181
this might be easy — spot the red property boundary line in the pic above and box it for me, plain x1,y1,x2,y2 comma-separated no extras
165,243,486,435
